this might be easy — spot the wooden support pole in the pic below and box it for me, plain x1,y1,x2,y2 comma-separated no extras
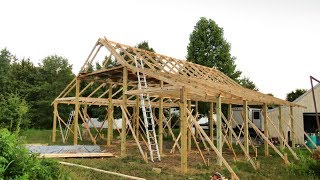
279,107,284,150
187,110,240,180
266,116,299,160
121,67,128,157
107,83,113,146
228,104,232,146
247,117,290,164
180,86,188,174
52,102,58,143
159,81,164,155
243,100,249,155
59,161,146,180
263,103,269,156
187,100,192,152
73,78,80,145
290,106,295,148
195,101,199,138
135,96,140,140
209,102,214,143
216,95,222,166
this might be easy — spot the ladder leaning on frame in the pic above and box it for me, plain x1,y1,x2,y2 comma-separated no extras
134,57,161,162
61,110,82,142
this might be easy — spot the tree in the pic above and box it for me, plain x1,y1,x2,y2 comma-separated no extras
186,17,241,80
0,94,29,133
0,48,13,93
187,17,242,115
136,41,155,52
239,77,258,91
286,89,307,102
34,55,75,128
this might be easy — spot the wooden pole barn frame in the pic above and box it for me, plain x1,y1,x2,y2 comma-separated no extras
51,37,305,179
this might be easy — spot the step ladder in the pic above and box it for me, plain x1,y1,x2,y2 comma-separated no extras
134,58,161,162
64,110,82,141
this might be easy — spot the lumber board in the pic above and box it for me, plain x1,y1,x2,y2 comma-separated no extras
40,153,113,158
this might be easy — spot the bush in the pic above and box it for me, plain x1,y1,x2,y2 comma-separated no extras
0,128,68,179
288,151,320,177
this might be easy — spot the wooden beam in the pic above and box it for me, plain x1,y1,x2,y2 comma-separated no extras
52,102,58,143
121,67,128,157
187,110,240,180
187,100,192,152
209,102,214,143
107,83,114,146
74,78,80,145
243,100,249,155
41,153,113,158
247,117,290,164
59,161,145,180
216,95,222,166
135,96,140,140
266,116,299,160
279,107,284,150
228,104,232,146
125,86,178,95
195,101,199,138
263,103,269,156
180,86,188,174
290,106,295,148
159,81,164,155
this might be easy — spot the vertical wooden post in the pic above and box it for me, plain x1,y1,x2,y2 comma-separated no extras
263,103,269,156
187,100,192,152
169,107,172,128
195,101,199,138
121,67,128,157
135,95,140,140
180,86,188,174
216,95,222,166
243,100,249,155
74,78,80,145
209,102,214,143
279,107,284,150
52,102,58,143
290,106,295,148
159,81,164,155
228,104,232,146
107,83,113,146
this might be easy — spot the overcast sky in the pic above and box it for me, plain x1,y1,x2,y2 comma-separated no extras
1,0,319,99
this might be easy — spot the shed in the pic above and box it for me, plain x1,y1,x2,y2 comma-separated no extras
268,83,320,144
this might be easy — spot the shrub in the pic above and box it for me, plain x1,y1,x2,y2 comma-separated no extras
0,128,68,179
288,150,320,177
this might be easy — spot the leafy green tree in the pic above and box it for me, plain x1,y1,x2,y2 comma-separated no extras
34,55,75,128
0,94,29,133
239,77,258,91
286,89,307,102
136,41,155,52
186,17,241,80
187,18,242,115
0,49,13,93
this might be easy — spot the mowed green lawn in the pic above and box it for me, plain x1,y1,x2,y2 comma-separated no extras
20,129,318,179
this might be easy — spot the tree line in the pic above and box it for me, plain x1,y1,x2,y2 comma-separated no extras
0,49,74,131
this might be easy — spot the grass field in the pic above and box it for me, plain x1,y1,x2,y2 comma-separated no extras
20,129,319,179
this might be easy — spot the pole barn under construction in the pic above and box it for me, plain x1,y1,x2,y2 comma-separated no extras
52,37,310,179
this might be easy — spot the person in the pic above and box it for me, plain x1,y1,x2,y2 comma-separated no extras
211,172,222,180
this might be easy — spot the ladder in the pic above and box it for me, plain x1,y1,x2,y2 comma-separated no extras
65,110,82,141
134,58,161,162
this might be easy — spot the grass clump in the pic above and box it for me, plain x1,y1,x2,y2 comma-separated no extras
288,150,320,177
